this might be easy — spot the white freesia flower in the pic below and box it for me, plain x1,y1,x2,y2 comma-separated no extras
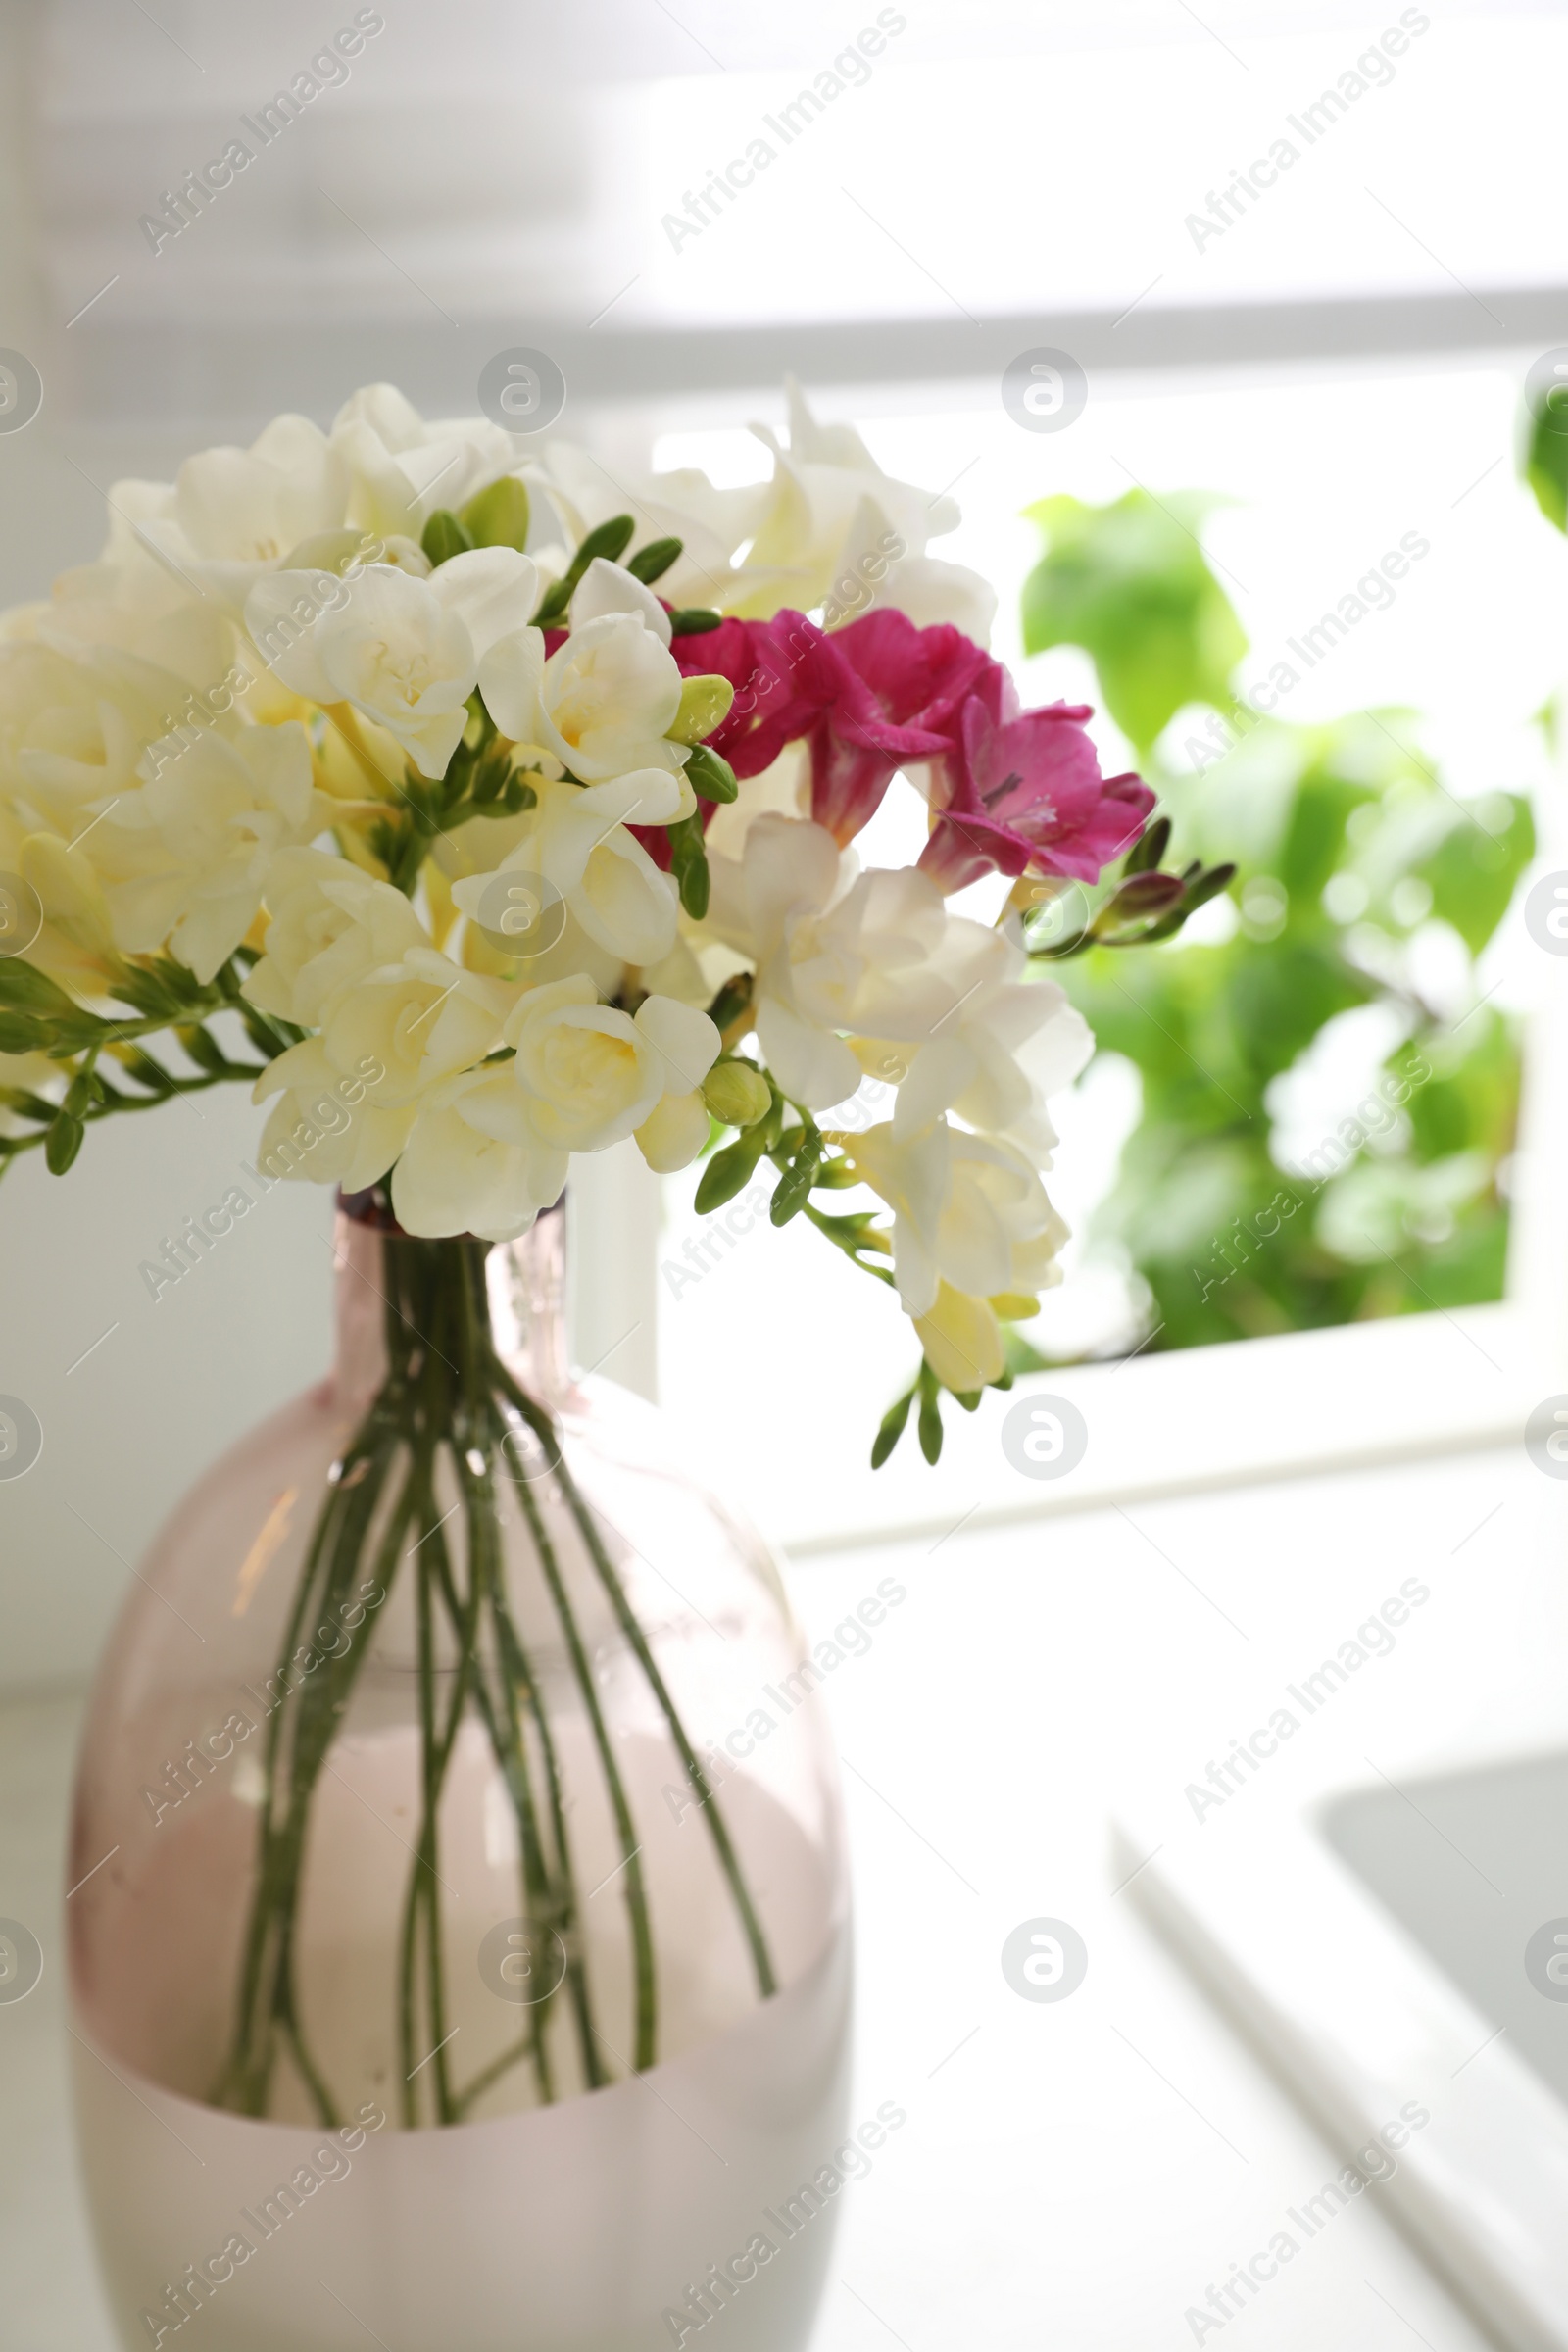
702,740,810,862
450,771,686,970
312,947,514,1108
791,867,1091,1164
431,810,624,997
23,551,255,713
389,1066,566,1241
249,914,515,1198
135,414,353,612
735,379,997,640
504,974,718,1156
45,477,197,630
520,443,761,616
703,813,858,1107
332,384,522,540
524,404,994,634
0,797,117,992
482,610,686,782
9,417,331,643
245,548,538,779
242,849,428,1028
253,1038,416,1195
175,415,348,563
568,558,673,645
0,639,230,835
704,815,1090,1152
844,1118,1069,1366
100,719,324,982
388,977,718,1239
59,416,370,625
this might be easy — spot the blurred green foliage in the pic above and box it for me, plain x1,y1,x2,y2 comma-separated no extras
1020,494,1532,1352
1021,489,1248,758
1520,374,1568,534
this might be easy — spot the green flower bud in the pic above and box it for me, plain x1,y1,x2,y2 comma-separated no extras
45,1110,84,1174
683,743,738,803
627,534,682,585
420,509,472,566
702,1060,771,1129
667,675,736,746
0,1011,45,1054
460,475,531,553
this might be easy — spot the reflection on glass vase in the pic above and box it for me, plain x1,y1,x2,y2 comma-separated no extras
67,1195,853,2352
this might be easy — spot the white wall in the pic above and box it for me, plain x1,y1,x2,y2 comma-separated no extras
0,1085,335,1691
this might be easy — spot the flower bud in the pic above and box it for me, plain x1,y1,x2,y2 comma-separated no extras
702,1060,770,1129
667,675,735,745
683,743,738,803
420,509,472,567
460,474,530,553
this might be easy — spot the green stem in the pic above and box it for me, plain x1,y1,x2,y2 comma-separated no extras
447,1451,588,2106
453,2027,541,2121
447,1245,576,2100
500,1443,658,2074
214,1222,779,2133
493,1363,778,2003
488,1570,603,2091
215,1412,404,2117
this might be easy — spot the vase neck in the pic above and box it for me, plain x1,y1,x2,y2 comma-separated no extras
331,1205,569,1414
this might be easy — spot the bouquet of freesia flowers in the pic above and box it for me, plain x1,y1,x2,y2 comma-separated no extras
0,378,1228,1462
22,382,1243,2158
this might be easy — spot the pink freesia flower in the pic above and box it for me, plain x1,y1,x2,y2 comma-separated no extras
918,693,1154,892
671,608,996,842
665,610,1152,893
806,609,996,843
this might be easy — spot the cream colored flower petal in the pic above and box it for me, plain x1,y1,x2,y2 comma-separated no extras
476,626,545,743
536,612,683,782
252,1037,334,1104
428,547,539,660
243,571,341,701
869,554,996,644
508,986,662,1152
741,813,845,953
755,993,859,1112
572,835,679,968
892,1037,977,1141
634,994,720,1098
391,1083,556,1239
399,706,470,780
333,382,425,453
577,768,688,830
914,1284,1004,1394
570,557,672,645
636,1089,710,1174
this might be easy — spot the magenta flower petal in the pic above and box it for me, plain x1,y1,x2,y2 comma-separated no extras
917,693,1153,891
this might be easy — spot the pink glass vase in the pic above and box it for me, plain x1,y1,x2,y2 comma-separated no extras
67,1197,853,2352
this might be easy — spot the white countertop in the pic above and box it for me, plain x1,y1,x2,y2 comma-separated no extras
5,1442,1549,2350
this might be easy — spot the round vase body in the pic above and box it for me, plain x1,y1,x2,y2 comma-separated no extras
67,1210,852,2352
